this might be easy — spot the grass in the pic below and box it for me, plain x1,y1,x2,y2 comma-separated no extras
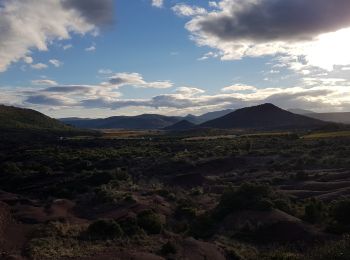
303,131,350,139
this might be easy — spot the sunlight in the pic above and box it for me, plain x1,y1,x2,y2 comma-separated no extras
305,27,350,71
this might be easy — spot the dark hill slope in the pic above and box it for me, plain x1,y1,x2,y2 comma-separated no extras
306,112,350,124
184,109,234,124
164,120,196,131
0,105,69,130
200,103,327,130
62,114,181,130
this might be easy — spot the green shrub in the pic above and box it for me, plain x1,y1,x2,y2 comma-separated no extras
137,210,163,234
87,219,123,240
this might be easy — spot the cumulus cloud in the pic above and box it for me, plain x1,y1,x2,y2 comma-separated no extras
0,0,113,72
222,84,257,92
172,4,207,17
85,45,96,52
182,0,350,70
26,94,74,106
7,79,350,113
63,44,73,50
152,0,164,8
23,56,33,64
108,73,173,89
49,59,63,68
98,69,113,75
175,87,205,96
62,0,114,26
18,71,171,108
77,83,350,113
31,63,48,70
32,80,58,86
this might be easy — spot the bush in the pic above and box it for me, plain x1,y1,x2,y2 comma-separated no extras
274,198,293,215
307,235,350,260
137,210,163,234
303,199,325,224
87,219,123,240
190,214,215,239
119,217,143,237
161,241,177,255
216,183,273,218
331,199,350,225
1,161,21,177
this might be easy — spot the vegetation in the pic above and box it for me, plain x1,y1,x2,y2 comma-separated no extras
1,126,350,259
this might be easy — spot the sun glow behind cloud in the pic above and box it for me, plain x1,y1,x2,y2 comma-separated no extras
303,27,350,71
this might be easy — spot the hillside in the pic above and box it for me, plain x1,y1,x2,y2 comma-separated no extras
0,105,70,130
305,112,350,124
200,103,327,130
164,120,196,131
62,114,182,130
184,109,234,124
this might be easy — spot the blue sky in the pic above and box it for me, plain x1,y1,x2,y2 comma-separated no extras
1,0,350,117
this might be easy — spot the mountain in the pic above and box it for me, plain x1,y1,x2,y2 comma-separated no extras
200,103,327,130
61,108,235,130
185,109,234,124
62,114,182,130
0,105,70,130
164,120,196,131
305,112,350,124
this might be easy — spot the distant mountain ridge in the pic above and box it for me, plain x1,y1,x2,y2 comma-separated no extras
62,114,182,130
184,109,234,124
305,113,350,124
200,103,327,130
0,105,70,130
163,120,196,131
61,109,235,129
288,109,350,124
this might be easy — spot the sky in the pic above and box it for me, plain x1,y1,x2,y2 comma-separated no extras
1,0,350,118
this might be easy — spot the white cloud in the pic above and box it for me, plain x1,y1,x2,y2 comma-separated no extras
108,72,173,89
176,87,205,97
172,4,207,17
49,59,63,68
181,0,350,71
85,45,96,52
98,69,113,74
23,56,33,64
209,2,218,8
32,79,58,86
152,0,164,8
0,0,112,72
222,84,257,92
63,44,73,50
31,63,48,70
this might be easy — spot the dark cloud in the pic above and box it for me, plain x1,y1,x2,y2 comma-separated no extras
44,85,90,93
26,95,70,106
62,0,114,26
197,0,350,42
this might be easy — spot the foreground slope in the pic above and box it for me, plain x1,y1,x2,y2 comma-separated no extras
0,105,69,130
201,103,326,130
